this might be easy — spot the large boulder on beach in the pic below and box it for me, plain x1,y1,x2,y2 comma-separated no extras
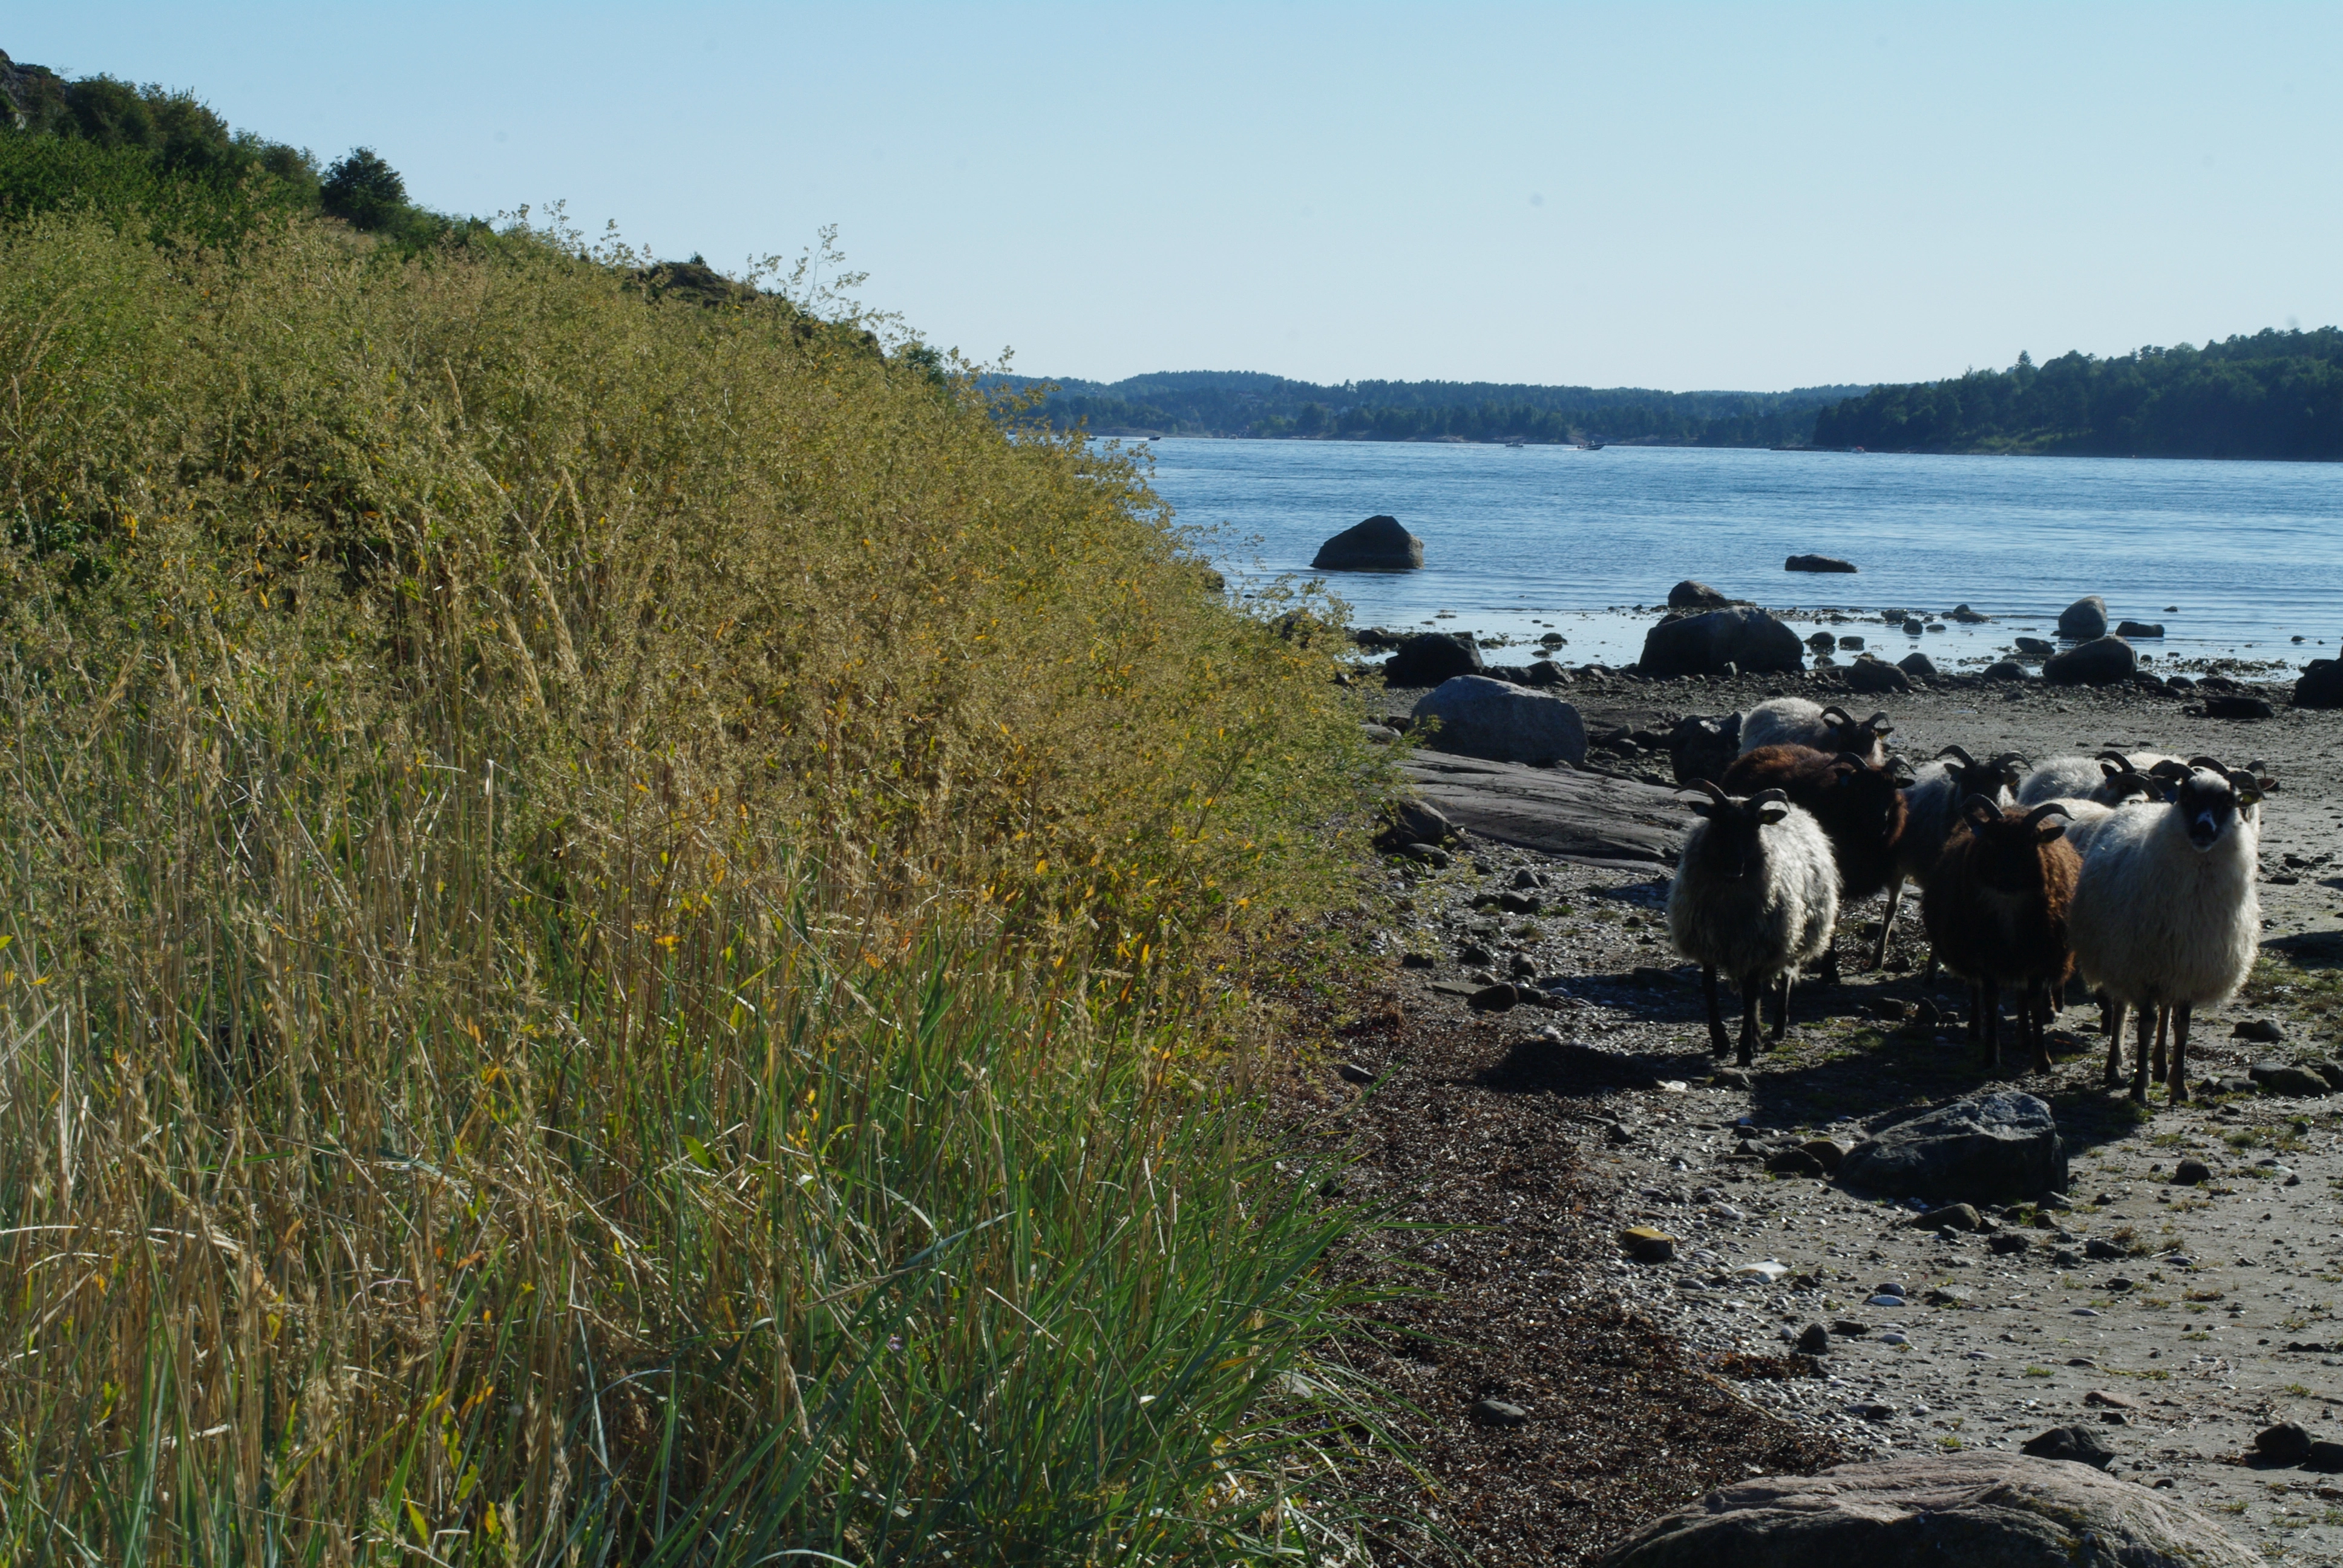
1597,1452,2261,1568
1784,554,1857,573
2057,595,2109,639
1410,676,1586,767
1668,580,1732,610
2295,659,2343,710
1639,608,1804,678
1838,1091,2066,1204
1843,655,1911,694
1310,514,1422,571
2044,636,2135,687
1383,632,1481,687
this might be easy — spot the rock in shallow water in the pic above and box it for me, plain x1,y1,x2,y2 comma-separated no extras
1596,1452,2257,1568
1784,553,1857,573
2045,635,2135,687
1309,514,1423,571
1639,607,1806,678
2058,594,2110,639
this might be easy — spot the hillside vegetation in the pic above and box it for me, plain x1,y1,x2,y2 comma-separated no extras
1020,368,1865,446
0,54,1388,1566
1813,332,2343,459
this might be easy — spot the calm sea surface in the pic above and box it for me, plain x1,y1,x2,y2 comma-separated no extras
1130,440,2342,672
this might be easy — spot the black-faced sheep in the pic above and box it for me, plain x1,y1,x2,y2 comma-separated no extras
1921,799,2080,1076
1664,781,1839,1067
1737,699,1895,767
2068,759,2264,1105
1877,744,2028,969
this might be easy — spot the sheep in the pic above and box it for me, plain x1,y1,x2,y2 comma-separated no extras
1737,699,1895,767
1719,743,1907,980
2067,758,2264,1106
1876,744,2028,969
2017,750,2166,808
1665,780,1839,1067
1921,799,2080,1076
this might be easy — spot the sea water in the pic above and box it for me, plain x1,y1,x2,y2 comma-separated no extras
1130,439,2343,673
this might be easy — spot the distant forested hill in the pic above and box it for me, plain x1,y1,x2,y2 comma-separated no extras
1813,331,2343,460
1008,370,1869,446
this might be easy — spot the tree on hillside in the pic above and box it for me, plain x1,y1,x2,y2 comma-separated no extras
321,146,405,230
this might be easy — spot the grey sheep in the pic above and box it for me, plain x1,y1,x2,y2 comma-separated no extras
1665,780,1840,1067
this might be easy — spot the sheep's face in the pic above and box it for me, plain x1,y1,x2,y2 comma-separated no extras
1820,707,1893,765
1685,788,1790,882
1824,755,1906,843
1959,799,2069,892
2174,770,2255,852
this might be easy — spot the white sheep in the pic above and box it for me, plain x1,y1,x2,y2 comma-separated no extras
2016,751,2161,807
1666,780,1839,1067
2067,760,2264,1105
1737,698,1893,766
1873,745,2026,967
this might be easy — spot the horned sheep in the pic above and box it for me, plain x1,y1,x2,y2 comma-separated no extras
1737,699,1895,768
1921,799,2081,1076
1665,782,1839,1067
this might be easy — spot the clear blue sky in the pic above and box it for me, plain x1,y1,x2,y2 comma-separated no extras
18,4,2341,391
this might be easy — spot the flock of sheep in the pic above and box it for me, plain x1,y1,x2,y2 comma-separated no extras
1663,699,2265,1109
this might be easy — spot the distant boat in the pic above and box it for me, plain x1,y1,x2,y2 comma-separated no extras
1578,440,1605,451
1147,434,1161,441
1506,440,1525,448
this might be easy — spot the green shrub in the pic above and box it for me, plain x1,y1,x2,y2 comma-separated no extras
0,207,1389,1562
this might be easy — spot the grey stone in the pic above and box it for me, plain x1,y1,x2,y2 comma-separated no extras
2203,694,2275,720
1522,658,1570,687
1844,655,1912,694
1901,617,1925,635
1806,631,1837,652
1784,554,1858,573
2116,620,2166,638
2294,659,2343,710
2255,1065,2331,1098
1912,1203,1981,1232
2232,1019,2285,1042
1898,651,1938,679
2306,1440,2343,1473
1639,608,1806,678
1335,1062,1375,1085
2171,1159,2212,1186
1669,580,1734,610
1470,1397,1529,1426
2014,636,2057,658
1384,632,1482,687
1596,1452,2258,1568
2020,1425,2118,1469
1795,1322,1830,1354
1400,843,1451,869
1838,1092,2067,1205
2256,1421,2313,1465
1466,982,1519,1013
1989,1231,2031,1255
1410,676,1587,767
1983,659,2028,682
2045,636,2136,687
1310,514,1423,571
2058,595,2109,639
1950,604,1990,622
1377,798,1454,851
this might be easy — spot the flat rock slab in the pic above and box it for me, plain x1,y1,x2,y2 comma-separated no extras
1400,754,1686,868
1599,1452,2259,1568
1838,1090,2067,1204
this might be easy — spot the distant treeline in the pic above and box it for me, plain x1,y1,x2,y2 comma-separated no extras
1010,369,1867,446
1813,331,2343,460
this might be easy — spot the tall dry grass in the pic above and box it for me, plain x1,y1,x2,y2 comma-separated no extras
0,211,1389,1563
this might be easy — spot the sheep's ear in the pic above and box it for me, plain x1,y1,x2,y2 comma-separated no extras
1755,803,1790,825
1685,800,1717,818
2035,819,2068,842
1961,796,1999,828
2099,760,2124,779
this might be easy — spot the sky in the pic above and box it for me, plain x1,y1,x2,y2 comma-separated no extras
15,3,2342,391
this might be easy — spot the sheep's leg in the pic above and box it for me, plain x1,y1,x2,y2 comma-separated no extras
1872,878,1903,969
1703,965,1729,1056
2129,1003,2154,1105
1737,978,1760,1069
2168,1004,2192,1105
2150,1007,2169,1086
1769,973,1791,1042
1980,976,2000,1072
2027,981,2053,1076
1964,982,1981,1050
2102,998,2126,1088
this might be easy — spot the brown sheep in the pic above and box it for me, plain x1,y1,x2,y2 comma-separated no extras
1921,798,2080,1076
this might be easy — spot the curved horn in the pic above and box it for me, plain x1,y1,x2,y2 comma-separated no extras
1936,744,1978,766
2186,754,2227,774
1749,788,1791,807
1864,710,1893,733
2094,749,2132,766
1989,751,2030,771
2148,759,2192,783
1818,704,1855,725
1679,779,1730,806
2024,800,2073,825
1959,792,2002,825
